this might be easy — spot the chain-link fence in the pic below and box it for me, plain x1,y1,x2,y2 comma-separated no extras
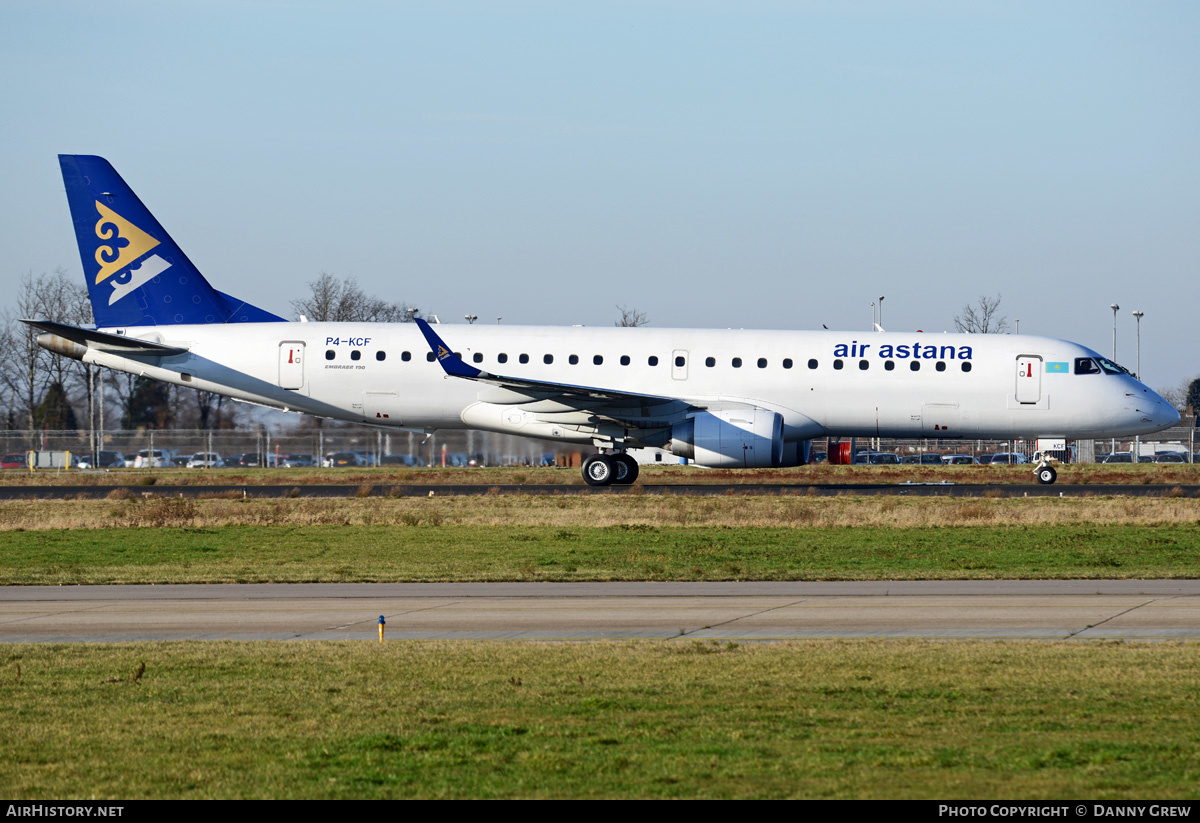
0,427,587,469
1,424,1195,469
821,424,1198,464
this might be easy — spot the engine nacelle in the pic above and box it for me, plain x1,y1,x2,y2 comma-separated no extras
779,439,812,467
669,409,784,468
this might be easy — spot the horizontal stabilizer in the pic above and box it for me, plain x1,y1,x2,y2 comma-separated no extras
22,320,190,356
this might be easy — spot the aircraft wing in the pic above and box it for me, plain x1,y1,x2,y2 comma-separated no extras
413,318,740,434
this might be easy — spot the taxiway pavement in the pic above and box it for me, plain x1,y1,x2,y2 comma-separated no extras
3,581,1198,642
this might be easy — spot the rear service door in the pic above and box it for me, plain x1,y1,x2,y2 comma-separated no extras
279,342,305,390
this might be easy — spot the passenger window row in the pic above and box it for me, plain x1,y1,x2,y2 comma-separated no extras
322,349,973,373
828,358,972,373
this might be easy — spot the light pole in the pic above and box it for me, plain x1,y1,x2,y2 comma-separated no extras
878,296,884,331
1110,303,1119,362
869,301,875,331
1015,318,1020,334
1132,310,1143,379
464,314,477,325
1133,309,1144,460
1110,303,1120,455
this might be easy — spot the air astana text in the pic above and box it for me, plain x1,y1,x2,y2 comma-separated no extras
835,340,973,360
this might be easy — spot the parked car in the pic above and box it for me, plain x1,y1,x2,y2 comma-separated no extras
187,452,223,468
323,452,361,468
942,455,978,465
1,453,28,469
865,452,901,465
903,453,944,465
1155,453,1187,463
984,453,1028,464
77,450,125,469
1100,453,1133,463
132,449,170,468
380,454,423,467
279,454,315,468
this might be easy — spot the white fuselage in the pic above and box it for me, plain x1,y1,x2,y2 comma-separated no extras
76,323,1178,448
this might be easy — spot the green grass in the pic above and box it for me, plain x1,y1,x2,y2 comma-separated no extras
2,640,1197,799
3,523,1200,583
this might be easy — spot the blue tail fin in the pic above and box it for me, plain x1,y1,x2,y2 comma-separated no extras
59,154,285,327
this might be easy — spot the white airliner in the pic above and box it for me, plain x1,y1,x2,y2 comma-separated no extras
29,155,1179,486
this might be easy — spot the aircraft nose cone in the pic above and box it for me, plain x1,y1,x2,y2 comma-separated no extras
1159,401,1182,428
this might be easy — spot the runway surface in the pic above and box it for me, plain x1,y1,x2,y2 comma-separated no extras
3,581,1198,642
1,482,1197,499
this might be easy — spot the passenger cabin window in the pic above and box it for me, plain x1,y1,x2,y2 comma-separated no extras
936,361,946,372
1075,358,1101,375
705,357,716,367
497,353,508,364
620,355,630,366
910,361,920,371
473,353,483,364
519,354,529,364
325,350,335,361
376,351,386,362
884,360,895,371
732,358,742,368
543,354,554,364
351,350,361,361
648,356,659,366
401,351,411,362
858,359,869,370
569,354,579,365
782,359,792,369
594,355,604,365
808,359,818,369
426,352,435,362
961,362,972,372
757,358,767,369
833,359,844,370
674,355,685,367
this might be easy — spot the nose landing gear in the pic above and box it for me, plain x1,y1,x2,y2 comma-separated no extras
1033,454,1058,485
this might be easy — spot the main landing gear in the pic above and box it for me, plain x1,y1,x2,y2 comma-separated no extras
582,453,640,487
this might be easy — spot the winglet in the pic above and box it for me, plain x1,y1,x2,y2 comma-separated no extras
415,318,483,378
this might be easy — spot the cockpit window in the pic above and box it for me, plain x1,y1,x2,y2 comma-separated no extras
1075,357,1101,375
1094,356,1131,376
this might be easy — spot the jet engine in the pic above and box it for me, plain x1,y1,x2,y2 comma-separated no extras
668,409,785,468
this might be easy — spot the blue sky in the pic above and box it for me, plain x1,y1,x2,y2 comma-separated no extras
3,1,1197,390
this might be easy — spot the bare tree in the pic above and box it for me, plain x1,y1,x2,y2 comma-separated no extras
291,272,419,323
953,294,1009,334
1158,374,1200,415
0,271,91,441
615,305,649,327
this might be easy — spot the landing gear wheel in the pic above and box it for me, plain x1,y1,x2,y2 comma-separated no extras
612,453,640,485
1036,465,1057,485
582,454,616,486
